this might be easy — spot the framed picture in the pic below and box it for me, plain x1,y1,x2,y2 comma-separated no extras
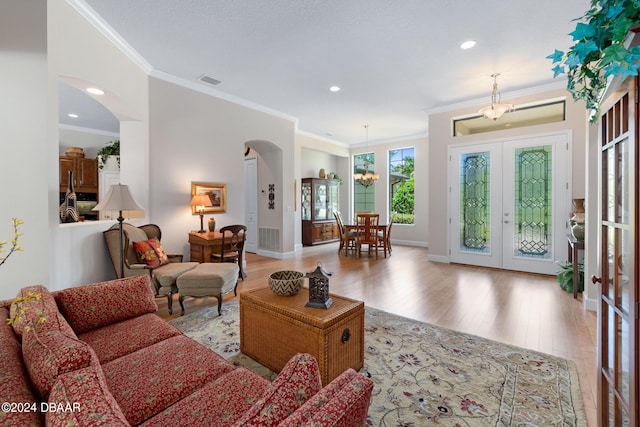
191,182,226,214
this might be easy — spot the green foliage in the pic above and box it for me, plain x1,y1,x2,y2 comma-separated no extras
392,212,415,224
391,179,414,215
548,0,640,121
557,262,584,293
97,140,120,170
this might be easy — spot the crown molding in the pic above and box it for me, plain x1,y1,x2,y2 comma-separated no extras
59,123,119,138
66,0,153,74
150,69,299,124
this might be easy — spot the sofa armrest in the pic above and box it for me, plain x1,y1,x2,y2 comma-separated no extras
280,369,373,427
232,353,322,426
128,263,152,271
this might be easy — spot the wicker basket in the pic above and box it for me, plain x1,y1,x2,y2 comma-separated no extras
65,147,85,157
268,270,304,296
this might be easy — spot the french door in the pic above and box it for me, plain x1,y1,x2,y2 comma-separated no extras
596,75,638,427
449,133,569,274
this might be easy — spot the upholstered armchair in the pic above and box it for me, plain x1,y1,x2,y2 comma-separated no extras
103,223,198,314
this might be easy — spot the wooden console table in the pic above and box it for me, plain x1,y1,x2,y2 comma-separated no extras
188,231,247,279
566,234,584,299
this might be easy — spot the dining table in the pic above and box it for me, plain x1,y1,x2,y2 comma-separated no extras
344,220,388,258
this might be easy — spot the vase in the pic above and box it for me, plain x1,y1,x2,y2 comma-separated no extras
570,198,585,241
208,217,216,232
319,168,326,179
59,170,79,223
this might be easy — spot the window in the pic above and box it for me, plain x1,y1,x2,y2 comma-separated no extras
453,99,566,136
353,152,375,213
389,147,414,224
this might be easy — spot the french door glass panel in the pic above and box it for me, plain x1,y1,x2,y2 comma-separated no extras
450,134,568,274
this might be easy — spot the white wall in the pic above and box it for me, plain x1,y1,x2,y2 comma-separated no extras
59,127,118,158
47,0,151,293
147,76,297,258
0,1,50,300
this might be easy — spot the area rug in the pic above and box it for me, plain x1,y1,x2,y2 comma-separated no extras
169,301,586,426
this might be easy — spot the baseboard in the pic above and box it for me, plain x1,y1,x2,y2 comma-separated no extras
256,249,296,259
391,239,429,248
583,296,597,312
427,254,450,263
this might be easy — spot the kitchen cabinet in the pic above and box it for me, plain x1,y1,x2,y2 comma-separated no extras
59,156,98,193
301,178,340,246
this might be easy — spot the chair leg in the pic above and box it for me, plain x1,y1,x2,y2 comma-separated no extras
167,294,173,315
233,278,239,296
178,295,186,316
216,293,222,315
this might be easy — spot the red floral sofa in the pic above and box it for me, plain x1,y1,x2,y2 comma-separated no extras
0,276,373,426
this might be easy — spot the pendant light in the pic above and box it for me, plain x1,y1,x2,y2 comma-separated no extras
353,125,380,187
478,73,514,120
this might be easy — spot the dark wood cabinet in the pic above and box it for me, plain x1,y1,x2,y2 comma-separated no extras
59,156,98,193
301,178,340,246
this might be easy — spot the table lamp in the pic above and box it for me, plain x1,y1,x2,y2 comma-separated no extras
92,184,144,278
190,194,212,233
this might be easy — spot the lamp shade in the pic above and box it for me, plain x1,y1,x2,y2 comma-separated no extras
189,194,212,209
93,184,144,212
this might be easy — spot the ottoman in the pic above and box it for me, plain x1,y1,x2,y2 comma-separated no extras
176,263,240,316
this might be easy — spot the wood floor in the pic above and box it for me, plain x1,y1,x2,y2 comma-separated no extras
157,243,598,426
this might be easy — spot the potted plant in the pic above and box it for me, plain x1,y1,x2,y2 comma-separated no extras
557,261,584,294
97,140,120,170
548,0,640,121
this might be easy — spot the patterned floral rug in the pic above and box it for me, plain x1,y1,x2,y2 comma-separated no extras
169,301,586,426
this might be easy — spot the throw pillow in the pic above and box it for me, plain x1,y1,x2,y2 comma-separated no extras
133,238,169,267
147,238,169,265
133,239,160,267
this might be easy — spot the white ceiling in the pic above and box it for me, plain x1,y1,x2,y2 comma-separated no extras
60,0,589,145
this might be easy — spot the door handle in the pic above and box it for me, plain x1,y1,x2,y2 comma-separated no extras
591,275,602,284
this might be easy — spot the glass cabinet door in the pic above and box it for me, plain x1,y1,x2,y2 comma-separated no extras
301,181,311,221
314,183,328,220
329,182,339,216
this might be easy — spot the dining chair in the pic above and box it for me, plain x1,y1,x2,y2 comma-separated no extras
211,224,247,280
334,211,356,254
356,213,379,258
379,213,395,257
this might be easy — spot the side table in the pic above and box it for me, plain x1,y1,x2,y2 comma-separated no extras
567,234,584,299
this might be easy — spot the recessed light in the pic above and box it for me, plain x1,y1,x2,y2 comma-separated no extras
86,87,104,95
68,113,78,118
329,86,341,92
460,40,476,50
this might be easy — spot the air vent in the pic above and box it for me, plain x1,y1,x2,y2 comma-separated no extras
198,75,221,86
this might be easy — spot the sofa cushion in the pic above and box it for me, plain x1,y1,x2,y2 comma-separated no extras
78,313,182,363
133,238,169,268
46,365,129,427
233,353,322,426
21,327,97,400
10,285,76,339
54,275,157,334
139,367,270,427
280,369,374,426
0,307,44,427
101,334,236,425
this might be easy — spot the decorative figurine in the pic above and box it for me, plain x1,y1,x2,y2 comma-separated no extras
305,262,333,309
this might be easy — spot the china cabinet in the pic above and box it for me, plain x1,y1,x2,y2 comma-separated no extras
301,178,339,246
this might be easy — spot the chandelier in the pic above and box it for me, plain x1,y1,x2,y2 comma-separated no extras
478,73,514,120
353,125,380,187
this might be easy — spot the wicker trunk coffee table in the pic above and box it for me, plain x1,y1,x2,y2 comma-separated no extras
240,286,364,385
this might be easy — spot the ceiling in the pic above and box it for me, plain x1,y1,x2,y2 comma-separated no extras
59,0,589,145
